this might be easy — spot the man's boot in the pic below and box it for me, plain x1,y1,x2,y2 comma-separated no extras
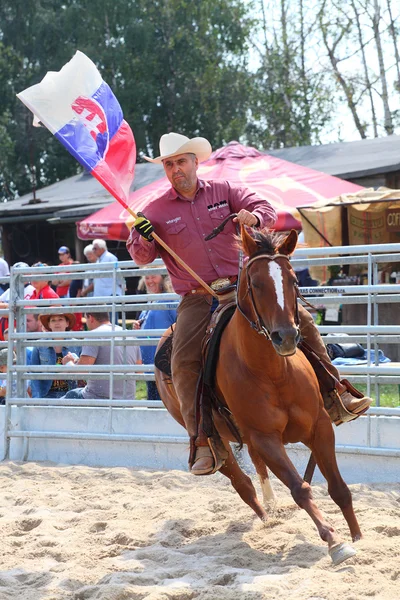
336,378,372,415
190,444,215,476
190,432,228,476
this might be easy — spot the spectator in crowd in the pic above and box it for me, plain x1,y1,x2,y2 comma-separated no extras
0,262,34,307
0,348,16,404
25,313,43,366
61,311,141,400
30,263,60,300
52,246,74,298
0,256,9,293
0,262,34,341
80,244,97,298
26,313,42,333
91,240,124,297
30,312,80,399
132,273,177,400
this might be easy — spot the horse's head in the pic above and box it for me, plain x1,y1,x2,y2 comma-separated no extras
239,226,300,356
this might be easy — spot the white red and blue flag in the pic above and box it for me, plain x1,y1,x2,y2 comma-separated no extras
17,51,136,204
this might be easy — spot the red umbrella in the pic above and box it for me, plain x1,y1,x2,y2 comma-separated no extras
77,141,363,240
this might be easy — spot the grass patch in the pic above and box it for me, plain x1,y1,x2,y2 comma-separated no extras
136,381,147,400
357,384,399,407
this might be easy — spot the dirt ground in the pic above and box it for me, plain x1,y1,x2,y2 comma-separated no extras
0,461,399,600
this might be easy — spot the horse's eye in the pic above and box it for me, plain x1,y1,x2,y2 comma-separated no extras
251,278,263,290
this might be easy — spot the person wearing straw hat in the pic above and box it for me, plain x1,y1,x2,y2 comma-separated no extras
127,132,372,476
30,312,80,399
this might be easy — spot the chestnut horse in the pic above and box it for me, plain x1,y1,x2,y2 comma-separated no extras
155,227,361,565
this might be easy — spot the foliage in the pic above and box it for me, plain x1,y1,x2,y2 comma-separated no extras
358,384,399,408
0,0,399,202
0,0,253,200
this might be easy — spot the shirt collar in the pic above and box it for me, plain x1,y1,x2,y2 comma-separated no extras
166,178,205,201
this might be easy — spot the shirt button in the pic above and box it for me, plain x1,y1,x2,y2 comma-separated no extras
208,249,211,252
215,264,219,268
197,217,200,220
191,202,194,205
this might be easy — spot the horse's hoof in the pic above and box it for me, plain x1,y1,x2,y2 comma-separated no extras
329,542,357,566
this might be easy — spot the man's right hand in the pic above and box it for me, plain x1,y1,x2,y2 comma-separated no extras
134,212,154,241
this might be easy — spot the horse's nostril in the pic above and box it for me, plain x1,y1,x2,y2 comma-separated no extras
271,331,283,346
271,328,299,348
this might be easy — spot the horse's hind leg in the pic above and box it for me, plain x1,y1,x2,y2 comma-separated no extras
247,443,276,510
309,412,362,543
219,443,268,522
249,431,354,562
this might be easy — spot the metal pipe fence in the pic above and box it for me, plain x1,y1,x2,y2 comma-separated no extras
2,243,400,461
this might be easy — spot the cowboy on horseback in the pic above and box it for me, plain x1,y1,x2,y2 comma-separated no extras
126,132,372,476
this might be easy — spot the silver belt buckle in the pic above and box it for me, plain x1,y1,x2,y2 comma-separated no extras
211,277,232,292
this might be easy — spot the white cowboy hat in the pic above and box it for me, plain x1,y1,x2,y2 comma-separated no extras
144,132,212,164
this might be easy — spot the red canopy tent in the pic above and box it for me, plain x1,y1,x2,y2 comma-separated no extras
77,141,363,240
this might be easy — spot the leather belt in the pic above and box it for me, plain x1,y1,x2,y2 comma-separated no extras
186,276,237,296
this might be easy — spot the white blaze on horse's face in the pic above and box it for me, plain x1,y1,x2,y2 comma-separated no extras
268,260,285,311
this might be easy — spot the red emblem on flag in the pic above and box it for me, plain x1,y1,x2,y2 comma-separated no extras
72,96,109,157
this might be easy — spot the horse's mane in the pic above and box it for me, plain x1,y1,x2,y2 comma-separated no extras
238,228,285,258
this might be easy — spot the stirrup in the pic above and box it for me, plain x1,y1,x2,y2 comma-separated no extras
324,379,371,426
191,446,215,476
189,436,228,476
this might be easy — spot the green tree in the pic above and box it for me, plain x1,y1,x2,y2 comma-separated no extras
0,0,253,200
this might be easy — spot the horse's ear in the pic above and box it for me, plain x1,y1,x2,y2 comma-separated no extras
241,224,259,256
278,229,298,256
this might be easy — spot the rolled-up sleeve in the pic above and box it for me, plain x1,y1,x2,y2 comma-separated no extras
126,228,157,265
228,184,277,229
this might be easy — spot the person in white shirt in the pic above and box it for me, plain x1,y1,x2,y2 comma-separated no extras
0,257,9,293
80,244,97,298
0,262,35,306
91,239,124,297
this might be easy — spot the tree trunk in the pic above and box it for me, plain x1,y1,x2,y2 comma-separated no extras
299,0,311,142
372,0,393,134
318,4,367,138
351,0,378,136
386,0,400,92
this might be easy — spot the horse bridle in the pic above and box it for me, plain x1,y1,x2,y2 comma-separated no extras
205,212,314,341
236,252,301,341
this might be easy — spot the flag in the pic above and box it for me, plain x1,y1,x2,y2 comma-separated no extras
17,51,136,205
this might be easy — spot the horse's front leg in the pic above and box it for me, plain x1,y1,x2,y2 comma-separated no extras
219,442,268,522
308,410,362,543
249,430,356,565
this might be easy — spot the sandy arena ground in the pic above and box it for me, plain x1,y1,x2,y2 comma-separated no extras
0,461,399,599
